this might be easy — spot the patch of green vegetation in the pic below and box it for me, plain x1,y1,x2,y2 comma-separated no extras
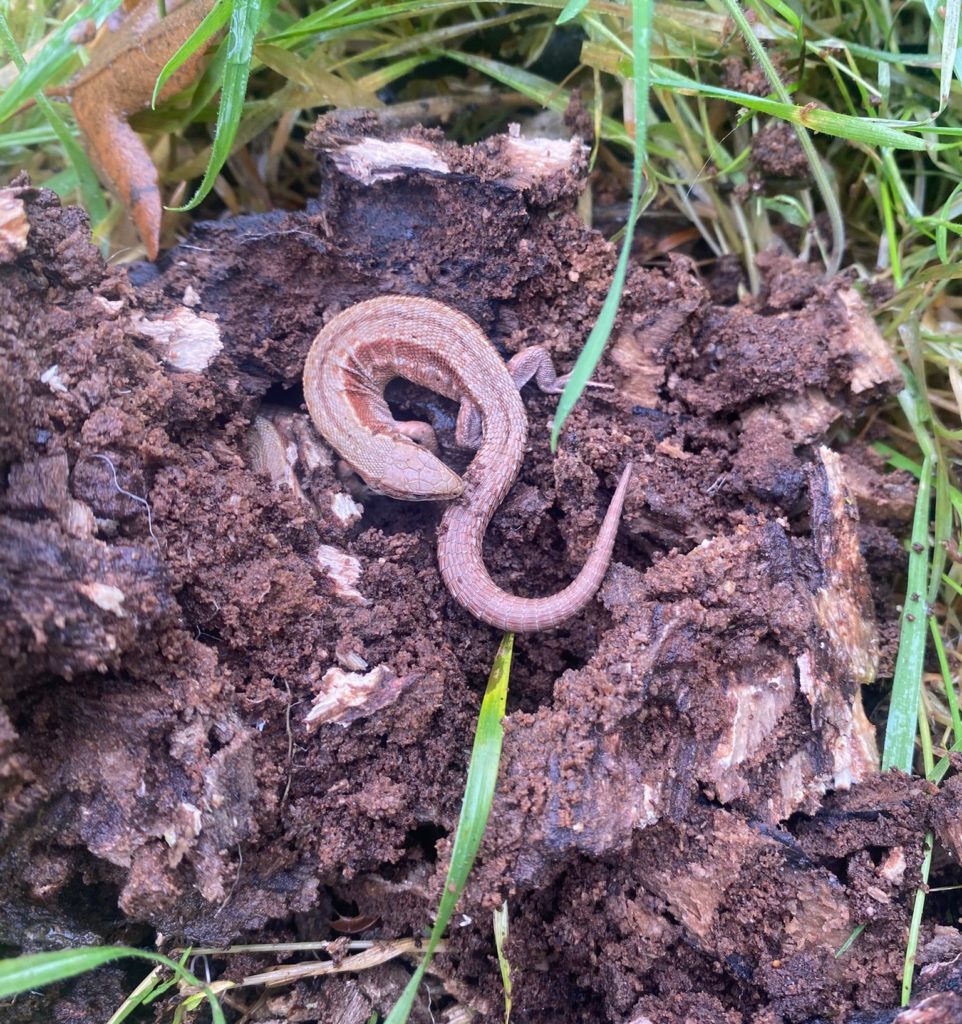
0,945,225,1022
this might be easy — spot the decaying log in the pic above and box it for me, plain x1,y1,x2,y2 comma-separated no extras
1,114,956,1024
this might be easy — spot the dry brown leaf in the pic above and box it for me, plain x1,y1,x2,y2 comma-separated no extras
65,0,214,259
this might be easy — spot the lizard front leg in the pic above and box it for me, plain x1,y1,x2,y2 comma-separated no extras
453,347,614,450
507,346,615,395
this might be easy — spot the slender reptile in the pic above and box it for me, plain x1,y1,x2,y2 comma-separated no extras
303,296,632,633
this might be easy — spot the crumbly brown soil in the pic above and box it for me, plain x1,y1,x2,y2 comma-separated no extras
2,118,961,1024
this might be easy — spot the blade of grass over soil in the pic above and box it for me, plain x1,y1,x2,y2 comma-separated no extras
880,449,932,773
901,832,935,1005
550,0,651,451
878,410,959,1001
929,619,962,755
874,444,962,519
384,632,513,1024
108,962,169,1024
835,924,866,958
493,901,513,1024
881,375,945,1004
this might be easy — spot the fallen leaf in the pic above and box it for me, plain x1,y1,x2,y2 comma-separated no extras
66,0,215,259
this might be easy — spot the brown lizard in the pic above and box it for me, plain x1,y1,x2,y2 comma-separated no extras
302,295,632,633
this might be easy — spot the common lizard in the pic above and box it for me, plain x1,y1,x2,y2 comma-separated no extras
303,296,632,633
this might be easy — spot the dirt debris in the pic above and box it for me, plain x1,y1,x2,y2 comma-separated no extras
751,121,810,180
1,119,959,1024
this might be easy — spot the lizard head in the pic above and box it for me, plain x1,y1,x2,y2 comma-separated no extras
356,440,464,502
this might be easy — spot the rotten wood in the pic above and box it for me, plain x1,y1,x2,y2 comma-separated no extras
1,117,958,1024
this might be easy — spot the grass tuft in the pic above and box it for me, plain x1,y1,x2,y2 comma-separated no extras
166,0,274,212
0,946,225,1022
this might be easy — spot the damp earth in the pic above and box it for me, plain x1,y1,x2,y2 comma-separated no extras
2,116,962,1024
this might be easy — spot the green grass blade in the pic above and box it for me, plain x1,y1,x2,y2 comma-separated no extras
929,732,962,784
442,50,632,146
108,948,190,1022
576,56,932,149
901,831,934,1004
762,194,811,228
874,442,962,519
167,0,271,212
264,0,464,44
835,923,866,957
550,0,651,450
0,946,225,1023
717,0,843,273
0,124,64,149
930,617,962,747
923,0,962,110
107,964,165,1024
806,34,938,68
0,12,108,232
445,46,928,164
936,180,962,263
556,0,591,23
0,0,123,125
942,572,962,601
880,177,903,289
0,947,133,996
36,167,79,197
357,55,426,93
941,0,962,106
918,682,935,778
881,452,932,773
757,0,801,33
152,0,231,108
384,632,513,1024
328,8,534,80
928,456,951,605
178,21,232,122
